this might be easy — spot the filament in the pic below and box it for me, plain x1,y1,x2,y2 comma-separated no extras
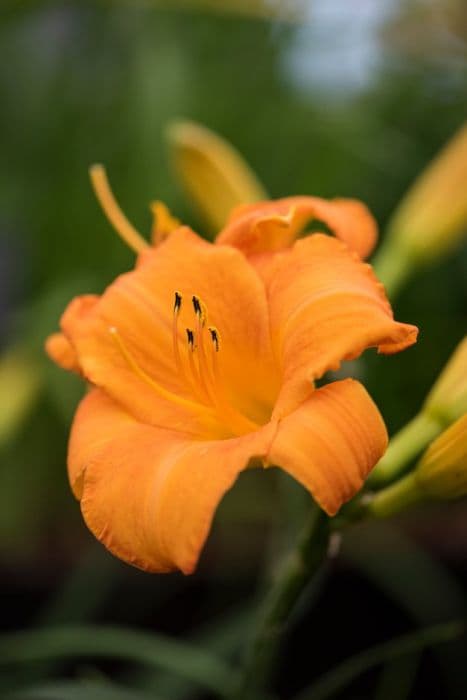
110,290,261,437
206,326,260,434
109,326,207,414
172,292,189,384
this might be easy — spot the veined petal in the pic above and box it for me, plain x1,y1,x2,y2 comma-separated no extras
59,228,278,435
217,195,378,259
267,379,388,515
267,235,418,418
70,389,277,574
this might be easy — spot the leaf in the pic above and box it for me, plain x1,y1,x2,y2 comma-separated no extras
5,679,163,700
293,621,464,700
342,522,467,698
0,625,238,697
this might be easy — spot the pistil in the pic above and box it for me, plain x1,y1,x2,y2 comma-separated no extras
89,165,149,254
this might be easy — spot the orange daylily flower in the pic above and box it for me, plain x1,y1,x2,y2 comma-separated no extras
46,169,417,574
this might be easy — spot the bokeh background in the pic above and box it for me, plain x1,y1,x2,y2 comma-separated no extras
1,1,466,698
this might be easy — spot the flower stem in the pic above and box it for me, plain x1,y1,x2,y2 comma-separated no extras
237,506,330,699
369,412,441,487
368,472,425,518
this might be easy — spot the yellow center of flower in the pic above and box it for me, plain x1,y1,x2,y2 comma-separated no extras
109,293,259,436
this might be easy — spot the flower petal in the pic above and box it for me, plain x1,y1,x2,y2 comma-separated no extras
69,389,276,573
266,234,418,417
217,195,378,259
45,332,81,373
59,228,278,435
268,379,388,515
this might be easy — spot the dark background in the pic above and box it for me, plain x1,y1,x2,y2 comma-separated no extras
1,1,466,698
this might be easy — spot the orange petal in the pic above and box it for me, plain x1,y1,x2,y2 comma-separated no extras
267,235,418,418
268,379,388,515
217,195,378,259
45,332,81,373
70,389,276,573
60,228,278,435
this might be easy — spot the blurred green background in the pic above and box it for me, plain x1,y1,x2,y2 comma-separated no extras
0,1,466,698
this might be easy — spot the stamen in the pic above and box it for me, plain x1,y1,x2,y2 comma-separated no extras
89,164,149,254
174,291,182,313
185,327,204,394
109,326,207,413
191,297,214,402
172,291,191,390
192,295,201,316
206,325,259,434
192,295,207,326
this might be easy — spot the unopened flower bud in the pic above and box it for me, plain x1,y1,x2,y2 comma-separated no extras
166,120,267,234
416,414,467,500
424,336,467,425
371,336,467,485
373,122,467,296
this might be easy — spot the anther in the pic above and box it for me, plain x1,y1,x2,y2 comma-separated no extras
192,295,206,325
186,328,195,349
174,291,182,313
208,327,220,352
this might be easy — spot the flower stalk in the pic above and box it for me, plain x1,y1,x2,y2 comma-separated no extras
371,336,467,487
238,506,330,698
370,412,441,486
368,472,425,518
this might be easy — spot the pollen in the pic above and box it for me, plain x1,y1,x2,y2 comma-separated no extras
208,327,220,352
192,295,207,325
174,291,182,313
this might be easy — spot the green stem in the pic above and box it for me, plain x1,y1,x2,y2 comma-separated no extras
368,472,426,518
237,507,330,699
370,412,441,487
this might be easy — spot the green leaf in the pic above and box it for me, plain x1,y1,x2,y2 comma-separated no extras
0,625,238,697
5,679,163,700
342,523,467,697
293,621,464,700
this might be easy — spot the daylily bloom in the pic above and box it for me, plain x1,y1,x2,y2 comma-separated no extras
46,167,417,574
